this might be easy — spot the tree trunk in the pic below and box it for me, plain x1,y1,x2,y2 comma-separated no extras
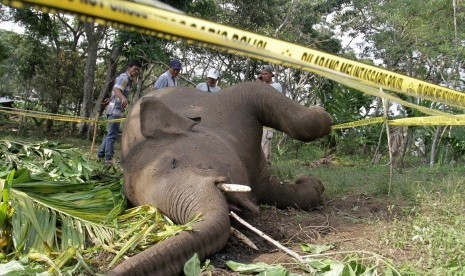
92,44,122,118
430,126,442,167
133,67,145,102
79,23,105,138
244,58,251,81
87,43,122,143
398,126,413,170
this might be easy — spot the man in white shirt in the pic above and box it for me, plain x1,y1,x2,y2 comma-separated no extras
196,68,221,93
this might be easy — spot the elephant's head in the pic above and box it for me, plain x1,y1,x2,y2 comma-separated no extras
111,81,332,275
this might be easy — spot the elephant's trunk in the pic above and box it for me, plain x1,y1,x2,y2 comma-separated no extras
111,176,231,276
231,82,332,141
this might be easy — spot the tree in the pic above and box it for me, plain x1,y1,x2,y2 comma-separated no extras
79,22,106,137
11,9,85,132
331,0,465,165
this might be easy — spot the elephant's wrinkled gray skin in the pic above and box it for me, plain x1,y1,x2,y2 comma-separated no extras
111,82,332,276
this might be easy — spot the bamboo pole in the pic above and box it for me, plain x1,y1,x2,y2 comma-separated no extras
90,112,100,157
382,93,393,196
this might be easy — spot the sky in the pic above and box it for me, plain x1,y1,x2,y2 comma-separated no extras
0,21,24,33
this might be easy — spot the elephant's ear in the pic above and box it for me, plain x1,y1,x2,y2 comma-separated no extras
140,96,200,138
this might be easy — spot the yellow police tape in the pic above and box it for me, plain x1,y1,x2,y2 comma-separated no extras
0,107,124,124
2,0,465,111
388,115,465,127
332,115,465,129
4,105,465,130
332,117,385,130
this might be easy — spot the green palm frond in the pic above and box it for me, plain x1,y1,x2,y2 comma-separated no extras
10,187,120,255
0,139,196,274
0,140,93,182
11,191,57,254
108,206,202,268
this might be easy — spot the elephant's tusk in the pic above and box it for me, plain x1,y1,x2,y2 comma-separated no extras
217,183,251,193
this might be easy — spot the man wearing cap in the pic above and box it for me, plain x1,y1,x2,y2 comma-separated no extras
257,65,282,165
258,65,283,93
196,68,221,93
153,59,182,90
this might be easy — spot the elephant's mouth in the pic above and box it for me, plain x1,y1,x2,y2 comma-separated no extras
216,183,260,215
227,201,260,217
228,203,242,213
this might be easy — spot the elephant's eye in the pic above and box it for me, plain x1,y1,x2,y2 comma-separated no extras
189,117,202,123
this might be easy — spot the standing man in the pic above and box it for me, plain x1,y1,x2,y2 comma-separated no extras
98,60,142,163
153,59,182,90
196,68,221,93
257,65,282,164
258,65,283,93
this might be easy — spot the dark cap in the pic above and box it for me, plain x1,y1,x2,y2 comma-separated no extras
169,59,182,70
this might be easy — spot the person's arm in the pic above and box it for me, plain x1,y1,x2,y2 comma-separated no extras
113,74,130,108
112,87,128,108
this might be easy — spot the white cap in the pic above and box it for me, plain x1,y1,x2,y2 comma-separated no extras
207,69,220,79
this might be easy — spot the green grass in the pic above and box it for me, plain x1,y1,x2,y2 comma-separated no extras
272,149,465,275
273,155,464,201
380,181,465,275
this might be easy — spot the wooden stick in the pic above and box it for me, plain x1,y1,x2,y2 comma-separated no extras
230,211,314,273
382,93,393,196
90,111,100,157
230,227,258,250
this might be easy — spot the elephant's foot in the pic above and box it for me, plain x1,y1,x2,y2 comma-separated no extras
258,176,325,211
294,176,325,207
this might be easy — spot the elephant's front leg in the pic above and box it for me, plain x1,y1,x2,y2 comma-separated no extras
254,175,325,211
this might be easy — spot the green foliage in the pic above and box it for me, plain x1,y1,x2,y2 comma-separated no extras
16,36,49,81
0,139,208,274
334,0,465,85
300,243,334,254
227,260,298,276
0,171,13,231
382,174,465,275
187,0,219,19
335,124,386,156
12,8,56,38
183,253,214,276
0,38,8,62
184,253,202,276
0,30,23,97
228,254,400,276
0,140,93,182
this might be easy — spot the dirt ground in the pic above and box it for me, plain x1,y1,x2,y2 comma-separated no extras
206,194,411,275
